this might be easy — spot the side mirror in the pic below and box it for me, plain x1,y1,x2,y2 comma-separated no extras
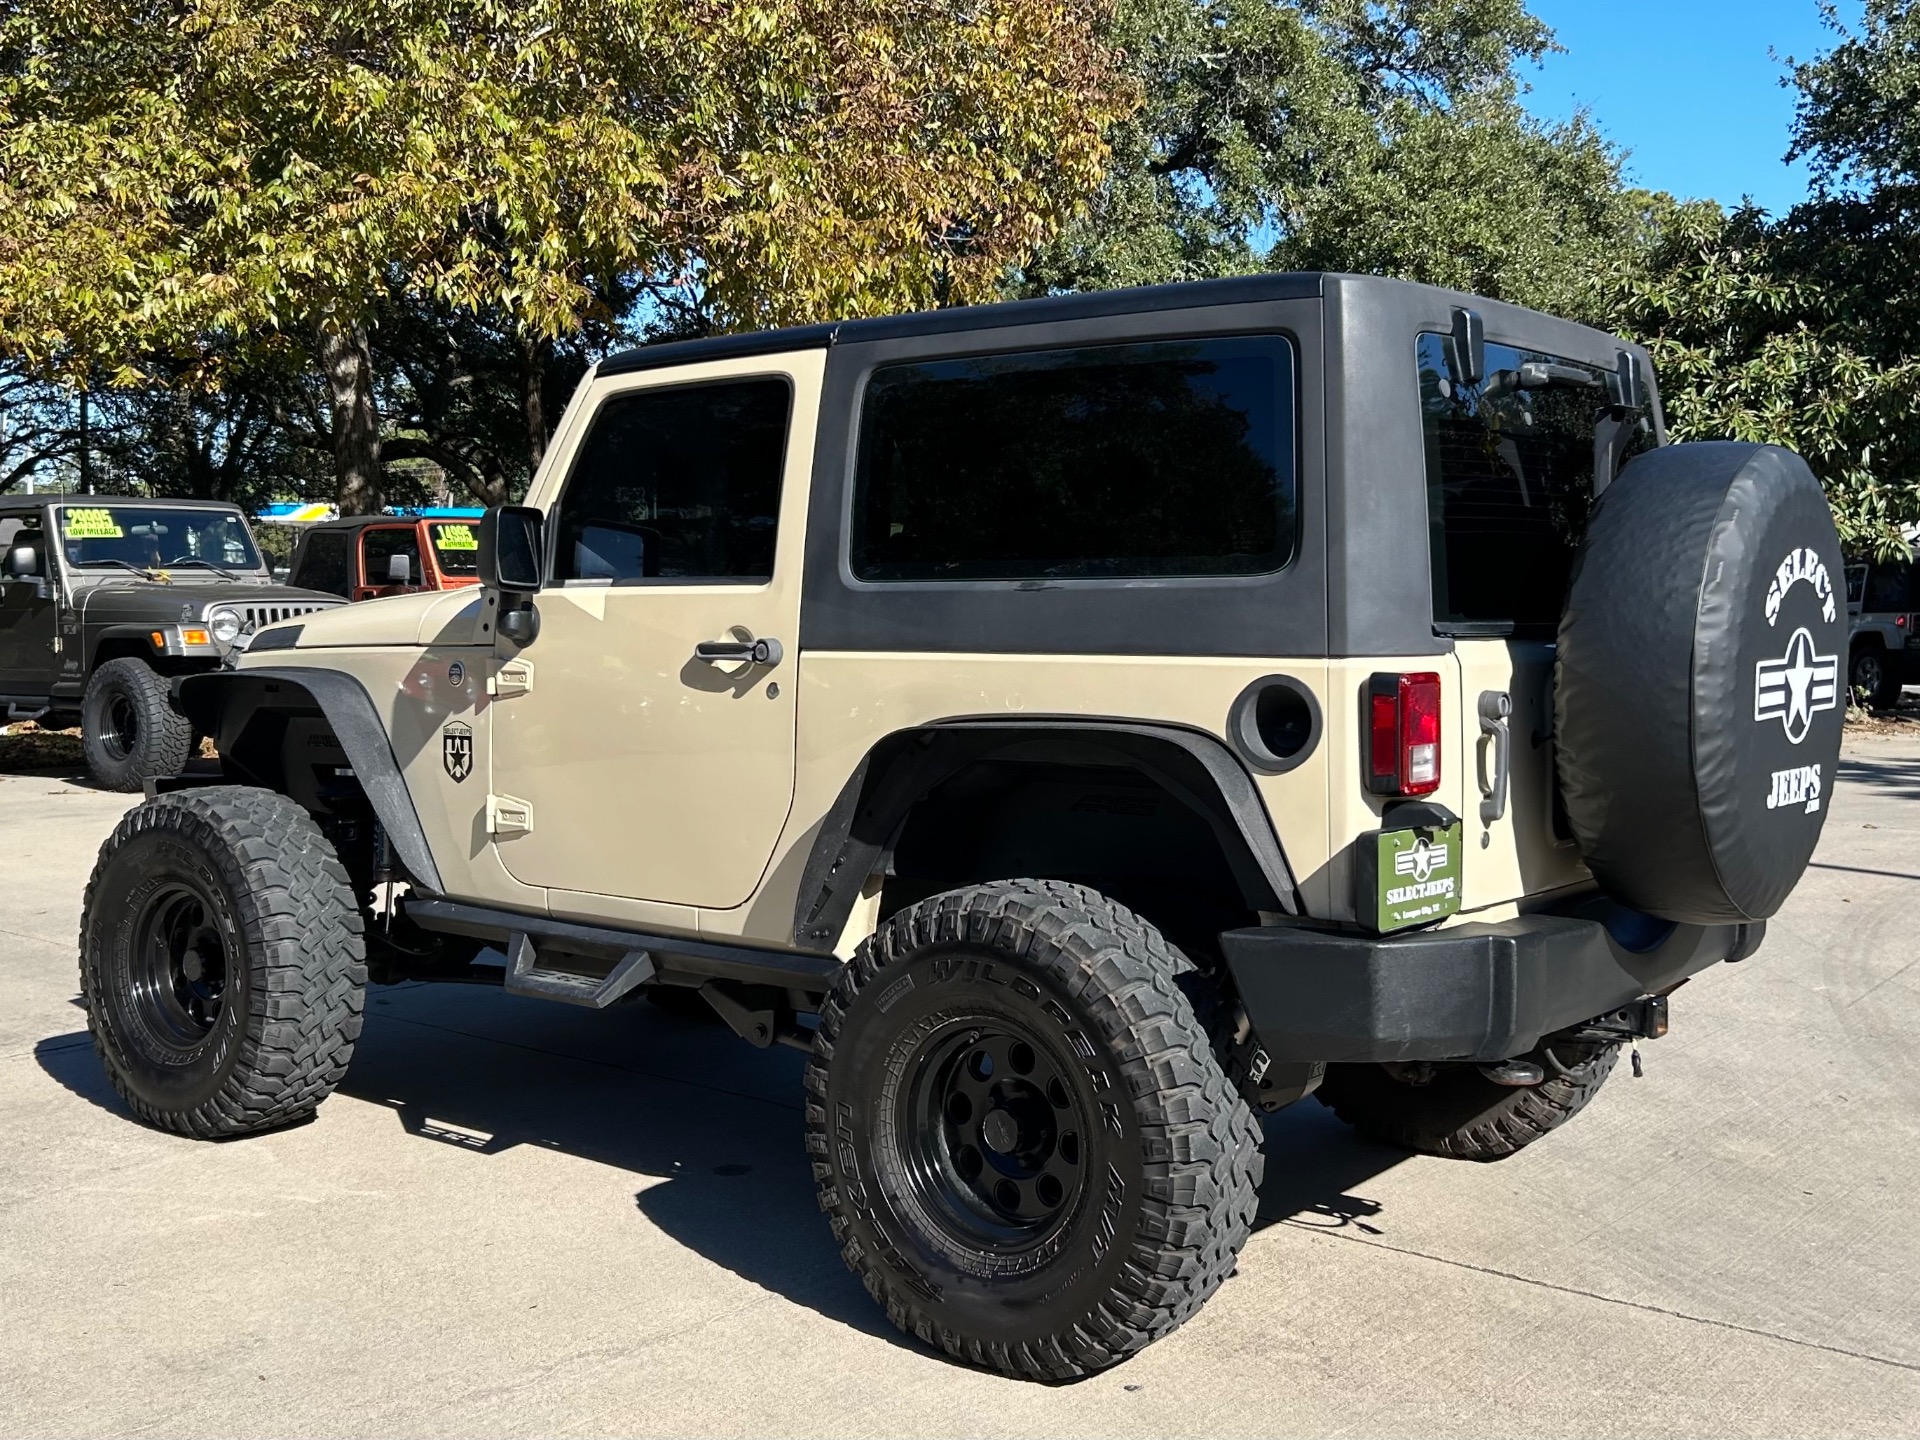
479,506,544,594
387,551,413,585
5,544,37,579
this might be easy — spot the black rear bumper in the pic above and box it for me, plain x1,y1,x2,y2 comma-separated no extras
1219,899,1761,1065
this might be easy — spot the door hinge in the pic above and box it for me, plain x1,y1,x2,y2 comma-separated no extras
487,793,534,835
488,658,533,698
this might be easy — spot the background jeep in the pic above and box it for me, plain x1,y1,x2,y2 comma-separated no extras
80,274,1845,1380
0,495,343,789
287,513,484,601
1843,544,1918,708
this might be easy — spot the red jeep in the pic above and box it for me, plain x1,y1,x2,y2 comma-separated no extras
285,515,482,601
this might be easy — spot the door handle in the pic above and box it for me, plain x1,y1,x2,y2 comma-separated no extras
1477,690,1512,826
694,635,784,667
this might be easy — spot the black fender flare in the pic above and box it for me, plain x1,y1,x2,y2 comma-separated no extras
175,667,444,894
790,719,1299,950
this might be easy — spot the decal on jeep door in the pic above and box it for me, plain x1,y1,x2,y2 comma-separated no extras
442,721,473,783
1754,627,1838,744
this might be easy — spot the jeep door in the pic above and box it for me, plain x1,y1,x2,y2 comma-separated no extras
0,508,58,697
485,352,821,909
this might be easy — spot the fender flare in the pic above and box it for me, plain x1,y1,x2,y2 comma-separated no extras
790,719,1299,950
176,667,444,894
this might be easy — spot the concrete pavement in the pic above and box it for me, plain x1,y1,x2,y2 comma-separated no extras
2,738,1918,1437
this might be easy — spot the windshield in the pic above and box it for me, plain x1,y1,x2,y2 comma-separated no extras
56,504,263,573
1418,333,1652,636
427,521,480,576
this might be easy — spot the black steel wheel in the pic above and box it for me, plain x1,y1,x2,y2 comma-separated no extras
81,787,365,1137
1851,644,1900,710
894,1018,1091,1252
806,880,1262,1382
81,656,193,791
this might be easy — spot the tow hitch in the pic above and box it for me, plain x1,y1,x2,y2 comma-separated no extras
1478,995,1671,1086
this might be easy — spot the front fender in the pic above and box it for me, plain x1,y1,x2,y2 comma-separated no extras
175,667,444,894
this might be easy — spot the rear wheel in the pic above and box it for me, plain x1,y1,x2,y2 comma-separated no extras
1850,643,1900,711
1316,1045,1619,1161
81,657,193,791
80,787,366,1137
806,879,1262,1381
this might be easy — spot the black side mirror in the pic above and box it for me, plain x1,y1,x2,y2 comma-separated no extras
5,544,37,579
478,506,544,594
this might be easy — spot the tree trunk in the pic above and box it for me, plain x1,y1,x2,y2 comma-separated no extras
522,333,550,480
319,320,384,515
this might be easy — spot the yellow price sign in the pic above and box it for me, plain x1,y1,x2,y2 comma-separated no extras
433,523,478,551
63,507,124,539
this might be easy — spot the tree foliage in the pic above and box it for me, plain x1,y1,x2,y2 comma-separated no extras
0,0,1129,506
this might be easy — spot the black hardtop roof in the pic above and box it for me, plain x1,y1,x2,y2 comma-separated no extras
0,494,247,512
592,271,1639,380
597,272,1326,378
303,513,448,532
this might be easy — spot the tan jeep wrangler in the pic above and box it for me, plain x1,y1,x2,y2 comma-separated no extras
78,274,1846,1380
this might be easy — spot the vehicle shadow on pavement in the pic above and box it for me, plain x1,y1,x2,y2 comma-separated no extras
34,998,1408,1353
1835,751,1920,804
1251,1097,1405,1238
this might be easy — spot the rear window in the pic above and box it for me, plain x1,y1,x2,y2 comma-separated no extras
293,530,350,597
1863,555,1916,611
1418,333,1650,635
851,335,1297,582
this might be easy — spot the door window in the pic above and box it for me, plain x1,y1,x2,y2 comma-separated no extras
551,378,791,584
362,526,423,587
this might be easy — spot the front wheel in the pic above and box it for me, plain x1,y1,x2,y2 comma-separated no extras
80,787,366,1137
805,880,1262,1381
81,656,194,791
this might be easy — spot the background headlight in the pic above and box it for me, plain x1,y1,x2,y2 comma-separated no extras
208,609,242,645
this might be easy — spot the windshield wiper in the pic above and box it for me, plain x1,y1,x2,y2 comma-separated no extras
164,557,241,580
76,558,158,578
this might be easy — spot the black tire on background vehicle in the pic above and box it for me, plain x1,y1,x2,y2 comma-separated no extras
1849,643,1900,711
81,656,194,792
1556,441,1847,924
1316,1045,1619,1161
80,786,366,1138
805,880,1263,1382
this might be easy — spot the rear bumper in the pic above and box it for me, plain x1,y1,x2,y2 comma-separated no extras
1220,899,1761,1065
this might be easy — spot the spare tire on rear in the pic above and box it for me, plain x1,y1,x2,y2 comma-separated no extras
1556,441,1844,924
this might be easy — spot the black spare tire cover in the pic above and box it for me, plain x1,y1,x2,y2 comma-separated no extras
1556,441,1844,924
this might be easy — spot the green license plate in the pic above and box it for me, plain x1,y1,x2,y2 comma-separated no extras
1363,822,1463,932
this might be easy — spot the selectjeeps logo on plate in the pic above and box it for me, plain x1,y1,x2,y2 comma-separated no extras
1754,626,1839,745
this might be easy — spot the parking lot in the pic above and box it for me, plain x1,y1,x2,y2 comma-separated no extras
2,734,1918,1439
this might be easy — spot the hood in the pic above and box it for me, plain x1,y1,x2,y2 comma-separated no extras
249,587,490,651
75,578,345,623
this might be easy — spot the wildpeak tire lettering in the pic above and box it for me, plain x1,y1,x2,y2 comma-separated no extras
1767,763,1822,814
1763,546,1837,627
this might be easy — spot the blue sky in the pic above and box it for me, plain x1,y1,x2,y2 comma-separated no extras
1520,0,1863,215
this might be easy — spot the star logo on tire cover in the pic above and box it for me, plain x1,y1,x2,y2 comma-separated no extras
1754,627,1839,744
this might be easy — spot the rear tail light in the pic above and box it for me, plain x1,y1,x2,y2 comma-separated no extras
1367,672,1442,796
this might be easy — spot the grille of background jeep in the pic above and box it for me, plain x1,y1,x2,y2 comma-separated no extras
238,601,338,631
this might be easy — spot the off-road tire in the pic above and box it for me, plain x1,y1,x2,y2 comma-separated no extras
805,879,1262,1381
80,786,366,1137
1316,1046,1619,1161
81,656,193,791
1850,643,1900,711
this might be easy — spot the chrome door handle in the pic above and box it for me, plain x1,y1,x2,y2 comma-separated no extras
694,635,783,667
1477,690,1512,826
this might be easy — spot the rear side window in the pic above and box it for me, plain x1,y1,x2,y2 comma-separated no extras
851,336,1297,582
427,521,480,576
1418,332,1652,635
551,378,791,584
294,530,350,597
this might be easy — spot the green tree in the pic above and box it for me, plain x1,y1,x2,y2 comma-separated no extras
1013,0,1634,314
0,0,1129,511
